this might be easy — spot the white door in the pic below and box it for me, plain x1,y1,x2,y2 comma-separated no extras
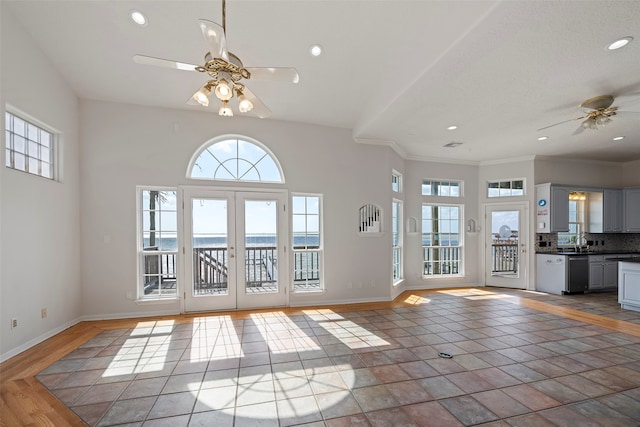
484,203,528,289
183,188,288,312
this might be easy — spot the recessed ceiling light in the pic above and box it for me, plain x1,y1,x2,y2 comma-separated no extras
607,36,633,50
613,136,625,141
447,125,458,130
537,136,548,141
130,10,147,26
310,44,322,57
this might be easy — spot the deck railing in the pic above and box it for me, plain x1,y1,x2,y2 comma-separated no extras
422,246,461,276
145,246,322,295
492,242,518,273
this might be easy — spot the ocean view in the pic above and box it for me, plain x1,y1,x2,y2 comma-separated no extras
144,234,320,251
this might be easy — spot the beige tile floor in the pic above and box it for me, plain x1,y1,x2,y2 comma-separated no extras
36,289,640,426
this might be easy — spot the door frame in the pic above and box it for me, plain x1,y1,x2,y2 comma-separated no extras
179,185,289,312
483,201,529,289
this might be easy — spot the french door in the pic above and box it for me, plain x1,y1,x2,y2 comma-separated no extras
183,188,288,312
484,202,529,289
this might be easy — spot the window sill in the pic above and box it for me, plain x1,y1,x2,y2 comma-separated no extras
357,232,384,238
291,289,326,295
392,279,405,287
134,297,180,305
421,274,464,280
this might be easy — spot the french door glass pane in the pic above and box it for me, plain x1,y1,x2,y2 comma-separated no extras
244,200,278,294
491,210,519,278
192,199,229,295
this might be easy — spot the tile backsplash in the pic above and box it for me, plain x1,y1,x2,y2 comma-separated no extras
536,233,640,253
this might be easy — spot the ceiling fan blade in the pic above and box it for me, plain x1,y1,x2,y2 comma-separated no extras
133,54,198,71
536,116,586,131
571,125,586,136
241,86,271,118
245,67,300,84
199,19,228,60
615,111,640,117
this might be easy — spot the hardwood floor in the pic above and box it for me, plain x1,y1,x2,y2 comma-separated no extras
1,287,639,426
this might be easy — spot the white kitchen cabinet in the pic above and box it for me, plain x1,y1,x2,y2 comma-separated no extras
619,261,640,312
589,255,621,291
603,261,619,288
535,184,569,233
551,187,570,232
588,255,604,290
604,189,623,233
624,188,640,232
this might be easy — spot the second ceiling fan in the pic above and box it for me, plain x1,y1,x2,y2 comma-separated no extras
538,95,639,135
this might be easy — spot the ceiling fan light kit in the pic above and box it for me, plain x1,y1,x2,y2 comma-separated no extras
133,0,299,118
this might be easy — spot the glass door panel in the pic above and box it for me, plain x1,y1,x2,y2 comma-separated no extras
236,194,287,309
484,203,528,289
183,188,287,312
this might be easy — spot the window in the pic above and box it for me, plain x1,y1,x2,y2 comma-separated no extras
292,195,323,292
358,204,382,234
488,179,525,197
392,171,402,193
188,136,283,183
422,204,462,276
422,179,461,197
5,111,55,179
392,200,403,283
138,189,178,299
558,194,584,247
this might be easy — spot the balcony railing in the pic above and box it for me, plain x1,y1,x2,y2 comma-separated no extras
492,242,518,274
423,246,461,276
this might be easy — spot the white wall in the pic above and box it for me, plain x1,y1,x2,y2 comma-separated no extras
534,156,623,188
1,8,82,361
622,159,640,187
403,160,481,288
79,100,396,317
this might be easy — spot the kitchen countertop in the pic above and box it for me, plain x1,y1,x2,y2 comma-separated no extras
537,251,640,256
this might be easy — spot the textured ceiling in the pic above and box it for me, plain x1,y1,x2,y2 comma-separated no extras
4,0,640,163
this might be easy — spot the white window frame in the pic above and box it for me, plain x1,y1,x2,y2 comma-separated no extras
136,187,179,300
392,199,403,284
392,170,402,193
421,203,464,278
422,179,462,197
487,178,526,198
291,193,324,293
4,108,57,180
558,199,584,247
187,135,285,183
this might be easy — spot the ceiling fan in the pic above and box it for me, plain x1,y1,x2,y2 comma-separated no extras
537,95,639,135
133,0,299,118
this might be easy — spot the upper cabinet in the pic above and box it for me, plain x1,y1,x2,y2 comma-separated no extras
537,184,638,234
603,189,623,233
536,184,569,232
624,188,640,232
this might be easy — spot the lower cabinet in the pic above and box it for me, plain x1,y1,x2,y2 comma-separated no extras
589,256,619,291
603,261,619,288
589,257,604,290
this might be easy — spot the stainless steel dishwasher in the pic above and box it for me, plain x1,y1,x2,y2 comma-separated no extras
567,256,589,294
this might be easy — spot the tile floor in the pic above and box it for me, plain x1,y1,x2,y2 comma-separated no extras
36,289,640,426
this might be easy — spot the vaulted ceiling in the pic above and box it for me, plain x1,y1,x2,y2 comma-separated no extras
5,1,640,163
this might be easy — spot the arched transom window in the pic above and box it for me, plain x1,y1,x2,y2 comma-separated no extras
188,136,284,183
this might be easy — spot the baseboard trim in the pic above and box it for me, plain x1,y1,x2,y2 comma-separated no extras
0,317,82,363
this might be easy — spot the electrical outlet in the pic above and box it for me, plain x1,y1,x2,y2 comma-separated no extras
41,308,47,319
11,318,18,329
